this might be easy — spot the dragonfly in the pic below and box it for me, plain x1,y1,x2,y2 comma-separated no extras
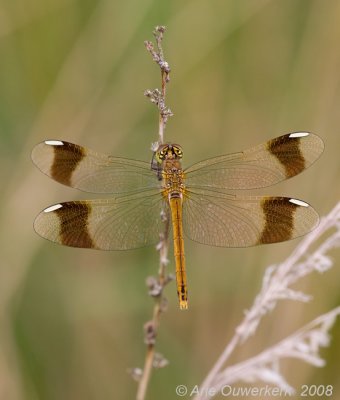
32,132,324,309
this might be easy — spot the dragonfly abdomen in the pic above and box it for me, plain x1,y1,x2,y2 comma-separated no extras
169,195,188,310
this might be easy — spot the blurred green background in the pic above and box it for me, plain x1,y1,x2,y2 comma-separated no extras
1,0,340,399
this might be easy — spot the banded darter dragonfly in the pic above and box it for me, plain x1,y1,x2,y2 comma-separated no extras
32,132,324,309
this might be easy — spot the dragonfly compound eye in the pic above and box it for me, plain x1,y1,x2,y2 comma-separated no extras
173,146,183,158
158,150,166,160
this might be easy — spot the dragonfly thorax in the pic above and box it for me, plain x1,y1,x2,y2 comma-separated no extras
161,158,185,199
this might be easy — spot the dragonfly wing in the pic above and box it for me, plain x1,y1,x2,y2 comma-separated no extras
34,190,169,250
183,191,319,247
32,140,159,193
184,132,324,190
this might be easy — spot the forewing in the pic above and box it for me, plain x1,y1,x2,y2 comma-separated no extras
184,132,324,190
34,190,169,250
183,191,319,247
32,140,159,193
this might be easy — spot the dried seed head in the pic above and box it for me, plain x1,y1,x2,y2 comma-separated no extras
153,352,169,369
144,320,157,345
127,367,143,382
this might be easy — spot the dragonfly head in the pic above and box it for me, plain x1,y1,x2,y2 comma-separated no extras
156,143,183,161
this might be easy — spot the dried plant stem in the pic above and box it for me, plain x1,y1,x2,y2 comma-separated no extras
195,202,340,399
136,345,154,400
135,26,173,400
158,69,167,144
144,26,172,146
195,306,340,399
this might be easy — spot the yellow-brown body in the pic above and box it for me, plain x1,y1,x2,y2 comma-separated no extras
161,155,188,309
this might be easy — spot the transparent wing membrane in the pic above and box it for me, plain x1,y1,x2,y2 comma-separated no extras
34,190,169,250
32,140,160,194
33,133,323,251
184,133,324,190
183,191,319,247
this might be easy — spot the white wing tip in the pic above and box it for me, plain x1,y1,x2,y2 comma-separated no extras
44,204,63,213
44,140,64,146
289,132,310,138
289,198,309,207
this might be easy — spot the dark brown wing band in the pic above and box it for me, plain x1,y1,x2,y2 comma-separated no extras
258,197,301,244
267,134,305,178
51,142,86,186
35,202,96,249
